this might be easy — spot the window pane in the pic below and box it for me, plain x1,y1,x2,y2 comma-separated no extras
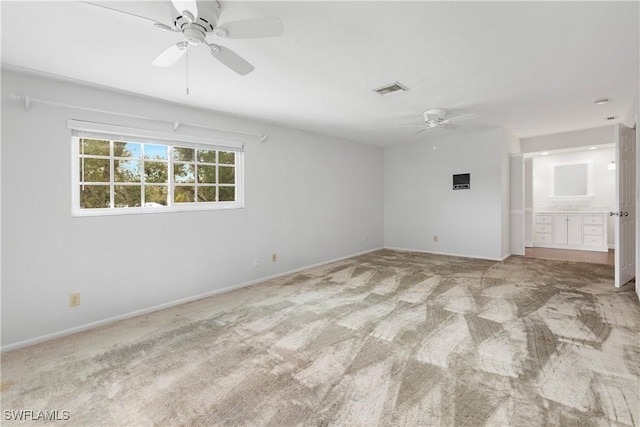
219,186,235,202
174,147,195,162
197,186,217,202
145,186,168,206
219,151,235,165
81,158,110,182
115,160,141,183
175,186,195,203
144,144,168,160
197,165,216,184
115,185,141,207
114,142,141,158
219,166,235,184
174,163,195,183
80,139,110,156
80,185,110,209
197,149,216,163
144,161,168,183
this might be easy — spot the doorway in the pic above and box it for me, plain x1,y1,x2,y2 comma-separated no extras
523,144,616,260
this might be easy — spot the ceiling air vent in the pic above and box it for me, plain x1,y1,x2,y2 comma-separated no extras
373,81,409,96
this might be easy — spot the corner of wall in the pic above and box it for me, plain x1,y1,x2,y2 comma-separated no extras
623,87,639,128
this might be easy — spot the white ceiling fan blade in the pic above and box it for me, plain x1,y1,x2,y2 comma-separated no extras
447,112,478,123
151,43,187,67
413,126,428,135
171,0,198,18
81,1,171,26
154,22,179,33
394,124,423,129
217,17,284,39
207,44,255,75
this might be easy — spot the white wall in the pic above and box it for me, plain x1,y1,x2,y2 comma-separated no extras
521,126,614,153
531,147,615,245
1,70,384,349
384,127,513,261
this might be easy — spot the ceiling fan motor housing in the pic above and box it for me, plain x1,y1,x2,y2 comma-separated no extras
423,108,447,121
183,28,206,45
423,108,448,127
169,0,222,36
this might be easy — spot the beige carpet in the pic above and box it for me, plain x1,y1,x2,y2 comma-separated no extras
1,249,639,426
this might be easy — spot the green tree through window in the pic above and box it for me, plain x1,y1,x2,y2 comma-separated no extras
77,137,240,212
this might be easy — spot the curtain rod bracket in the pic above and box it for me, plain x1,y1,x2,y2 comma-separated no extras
260,134,268,143
173,121,181,131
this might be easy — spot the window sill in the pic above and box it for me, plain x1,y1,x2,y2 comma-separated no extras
72,202,244,217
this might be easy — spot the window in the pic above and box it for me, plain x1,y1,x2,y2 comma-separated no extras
70,121,243,216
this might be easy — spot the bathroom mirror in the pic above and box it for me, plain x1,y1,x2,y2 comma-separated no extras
553,163,589,197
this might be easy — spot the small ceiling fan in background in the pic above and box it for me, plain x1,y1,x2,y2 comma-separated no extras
84,0,284,75
399,108,478,134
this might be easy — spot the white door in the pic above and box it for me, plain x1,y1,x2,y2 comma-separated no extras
614,124,636,288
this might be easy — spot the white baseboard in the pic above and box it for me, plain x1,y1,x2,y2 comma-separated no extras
1,247,384,353
384,246,509,262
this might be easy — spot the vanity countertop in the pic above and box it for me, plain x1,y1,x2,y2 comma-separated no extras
535,210,610,214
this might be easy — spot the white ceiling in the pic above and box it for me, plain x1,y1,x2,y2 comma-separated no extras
2,1,638,146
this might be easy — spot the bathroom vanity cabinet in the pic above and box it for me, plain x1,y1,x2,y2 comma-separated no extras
534,212,608,252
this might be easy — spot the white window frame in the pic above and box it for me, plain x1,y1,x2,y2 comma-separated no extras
69,120,244,217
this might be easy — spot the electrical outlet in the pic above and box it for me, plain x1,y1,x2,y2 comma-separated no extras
69,293,80,307
272,253,277,263
433,235,438,243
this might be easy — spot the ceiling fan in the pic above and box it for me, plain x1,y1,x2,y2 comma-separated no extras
403,108,478,134
85,0,284,75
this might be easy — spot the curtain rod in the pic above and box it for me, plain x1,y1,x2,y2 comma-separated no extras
8,94,268,143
